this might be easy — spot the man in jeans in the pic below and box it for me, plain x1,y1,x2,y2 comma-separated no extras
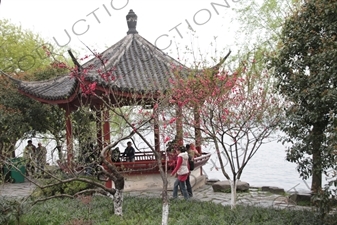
171,146,190,200
122,141,135,162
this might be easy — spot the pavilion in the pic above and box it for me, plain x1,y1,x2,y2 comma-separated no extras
12,10,212,190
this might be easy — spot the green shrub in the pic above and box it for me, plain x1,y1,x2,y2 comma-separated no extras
33,177,97,197
14,196,337,225
0,196,28,225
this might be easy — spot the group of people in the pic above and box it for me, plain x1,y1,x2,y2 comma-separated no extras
23,137,197,200
109,139,201,200
110,141,136,163
23,140,47,176
170,143,201,200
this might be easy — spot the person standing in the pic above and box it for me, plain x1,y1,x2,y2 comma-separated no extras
84,138,96,164
110,147,121,162
83,138,96,175
23,140,36,176
36,142,47,174
185,144,193,197
189,143,201,157
171,146,190,200
122,141,135,162
166,138,178,169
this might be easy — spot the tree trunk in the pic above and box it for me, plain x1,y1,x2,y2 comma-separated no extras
112,174,125,216
161,202,169,225
161,176,169,225
230,179,237,210
112,189,123,216
311,124,323,193
311,151,322,192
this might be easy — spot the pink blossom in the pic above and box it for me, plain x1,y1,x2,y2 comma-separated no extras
168,118,176,124
164,136,171,143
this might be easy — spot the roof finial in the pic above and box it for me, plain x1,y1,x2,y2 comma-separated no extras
126,9,138,35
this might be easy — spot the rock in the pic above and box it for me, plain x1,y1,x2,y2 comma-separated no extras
212,180,249,192
261,186,285,194
288,191,312,204
206,178,220,185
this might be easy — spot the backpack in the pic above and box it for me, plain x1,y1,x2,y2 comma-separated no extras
188,155,194,171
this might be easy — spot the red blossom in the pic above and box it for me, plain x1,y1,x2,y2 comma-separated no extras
164,136,171,143
80,55,90,61
51,62,68,70
89,82,96,91
80,81,97,96
168,118,176,124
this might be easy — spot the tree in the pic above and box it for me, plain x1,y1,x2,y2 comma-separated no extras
273,0,337,193
0,19,63,74
168,52,284,209
0,67,68,159
0,19,67,157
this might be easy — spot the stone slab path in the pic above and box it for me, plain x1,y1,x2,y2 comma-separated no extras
0,179,313,211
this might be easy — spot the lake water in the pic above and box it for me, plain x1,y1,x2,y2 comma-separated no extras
201,140,313,192
16,136,324,192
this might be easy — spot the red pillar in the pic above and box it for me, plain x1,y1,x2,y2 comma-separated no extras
96,111,103,151
154,106,160,152
103,109,110,147
176,105,183,147
194,105,203,175
105,180,113,188
65,109,73,167
102,109,112,189
194,106,202,153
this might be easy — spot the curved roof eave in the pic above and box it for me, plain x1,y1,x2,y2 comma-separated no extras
18,75,79,104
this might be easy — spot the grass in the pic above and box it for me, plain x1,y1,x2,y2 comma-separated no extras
296,200,312,207
2,195,335,225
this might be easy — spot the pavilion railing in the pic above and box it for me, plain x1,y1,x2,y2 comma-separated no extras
109,151,211,175
57,151,212,176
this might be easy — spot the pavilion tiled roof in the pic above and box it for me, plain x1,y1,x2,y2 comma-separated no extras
17,9,188,103
82,32,187,93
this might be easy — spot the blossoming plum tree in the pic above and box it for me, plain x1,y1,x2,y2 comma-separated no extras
168,52,285,209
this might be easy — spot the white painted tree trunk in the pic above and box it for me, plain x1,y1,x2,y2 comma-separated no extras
110,189,123,216
230,179,237,210
161,202,169,225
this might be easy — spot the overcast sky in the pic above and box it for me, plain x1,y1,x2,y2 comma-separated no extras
0,0,243,66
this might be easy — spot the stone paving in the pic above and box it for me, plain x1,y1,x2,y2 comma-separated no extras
126,184,311,210
0,179,311,211
0,180,36,198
